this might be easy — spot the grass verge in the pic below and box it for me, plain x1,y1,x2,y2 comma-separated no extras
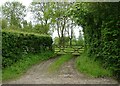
48,54,72,73
2,51,55,81
76,52,112,77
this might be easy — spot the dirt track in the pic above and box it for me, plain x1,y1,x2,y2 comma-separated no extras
3,56,118,84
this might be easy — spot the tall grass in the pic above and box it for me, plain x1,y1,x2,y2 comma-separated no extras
48,54,72,73
76,52,112,77
2,51,55,81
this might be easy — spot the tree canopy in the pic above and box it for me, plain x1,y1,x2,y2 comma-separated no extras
68,2,120,79
2,2,26,28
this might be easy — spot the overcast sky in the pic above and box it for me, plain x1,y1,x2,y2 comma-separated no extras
1,0,83,39
0,0,32,7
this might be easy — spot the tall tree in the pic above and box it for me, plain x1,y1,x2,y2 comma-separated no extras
30,2,54,34
65,18,76,47
2,1,26,28
52,2,74,46
30,2,77,46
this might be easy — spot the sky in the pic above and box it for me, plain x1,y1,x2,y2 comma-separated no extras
0,0,83,39
0,0,32,7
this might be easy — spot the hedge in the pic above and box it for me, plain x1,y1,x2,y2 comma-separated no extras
2,30,53,68
69,2,120,79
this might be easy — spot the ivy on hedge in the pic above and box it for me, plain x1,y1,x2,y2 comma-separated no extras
2,30,53,68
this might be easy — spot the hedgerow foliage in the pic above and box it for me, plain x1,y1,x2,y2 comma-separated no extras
2,30,53,68
69,2,120,79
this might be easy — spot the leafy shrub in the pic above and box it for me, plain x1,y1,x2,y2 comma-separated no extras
69,2,120,79
2,30,53,68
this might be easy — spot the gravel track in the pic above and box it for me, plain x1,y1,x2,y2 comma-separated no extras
3,56,118,84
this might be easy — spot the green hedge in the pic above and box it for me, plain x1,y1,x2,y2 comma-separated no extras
69,2,120,79
2,30,53,68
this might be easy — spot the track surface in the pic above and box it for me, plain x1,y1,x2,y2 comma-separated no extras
3,56,118,84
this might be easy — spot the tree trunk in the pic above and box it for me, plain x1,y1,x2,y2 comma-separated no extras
69,38,72,47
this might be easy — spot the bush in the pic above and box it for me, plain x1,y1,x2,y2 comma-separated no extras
69,2,120,79
2,30,53,68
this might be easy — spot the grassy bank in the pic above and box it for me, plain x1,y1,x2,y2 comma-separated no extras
48,54,72,73
76,52,112,77
3,51,55,81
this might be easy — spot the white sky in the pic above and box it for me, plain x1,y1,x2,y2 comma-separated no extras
0,0,83,39
0,0,33,7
